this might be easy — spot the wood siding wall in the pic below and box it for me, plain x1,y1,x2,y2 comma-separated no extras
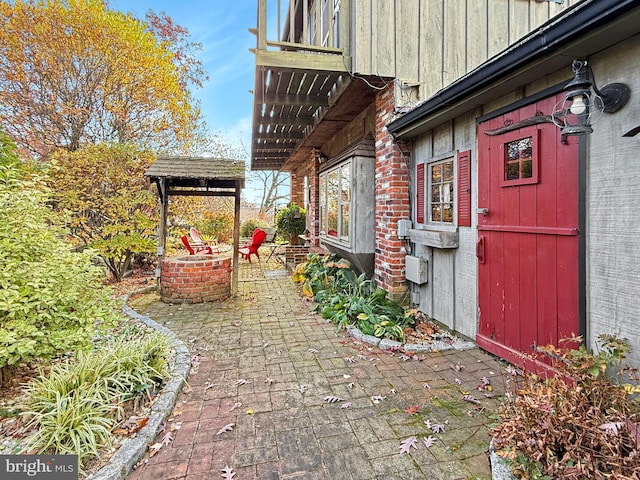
352,0,580,101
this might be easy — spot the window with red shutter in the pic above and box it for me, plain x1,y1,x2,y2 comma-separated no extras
416,163,425,224
457,150,471,227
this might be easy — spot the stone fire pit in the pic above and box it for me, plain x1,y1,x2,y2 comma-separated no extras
161,254,231,304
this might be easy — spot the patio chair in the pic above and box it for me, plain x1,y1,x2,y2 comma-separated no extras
239,228,267,263
181,235,214,255
189,227,220,254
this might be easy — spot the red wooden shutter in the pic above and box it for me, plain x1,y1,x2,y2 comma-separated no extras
416,163,425,224
457,150,471,227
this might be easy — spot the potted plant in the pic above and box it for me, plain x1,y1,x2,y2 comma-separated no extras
276,204,307,245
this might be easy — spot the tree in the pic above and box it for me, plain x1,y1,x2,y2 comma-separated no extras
0,0,206,158
250,169,290,214
48,143,158,281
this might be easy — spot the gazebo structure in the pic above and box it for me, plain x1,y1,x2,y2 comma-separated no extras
144,157,245,295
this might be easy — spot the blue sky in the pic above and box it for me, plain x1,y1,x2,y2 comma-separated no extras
113,0,257,155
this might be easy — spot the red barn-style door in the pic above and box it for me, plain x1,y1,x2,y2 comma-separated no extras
476,95,580,366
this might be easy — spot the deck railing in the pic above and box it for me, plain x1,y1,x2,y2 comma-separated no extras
255,0,349,55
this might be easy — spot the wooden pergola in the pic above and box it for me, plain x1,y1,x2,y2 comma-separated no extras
144,156,245,294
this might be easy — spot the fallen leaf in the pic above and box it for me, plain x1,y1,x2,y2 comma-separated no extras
599,421,625,435
114,416,149,436
161,431,173,446
626,419,640,449
324,395,344,403
422,436,436,448
404,405,421,414
216,423,234,435
246,408,254,415
463,394,481,405
148,442,163,457
400,436,418,454
221,465,236,479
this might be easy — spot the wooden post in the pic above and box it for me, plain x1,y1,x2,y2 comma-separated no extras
156,178,168,294
231,180,242,295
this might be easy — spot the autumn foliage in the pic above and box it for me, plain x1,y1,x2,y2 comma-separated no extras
0,0,206,158
48,143,158,281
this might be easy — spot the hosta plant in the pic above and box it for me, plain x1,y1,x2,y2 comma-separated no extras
294,253,414,342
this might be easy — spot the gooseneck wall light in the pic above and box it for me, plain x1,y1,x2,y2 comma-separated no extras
552,59,630,136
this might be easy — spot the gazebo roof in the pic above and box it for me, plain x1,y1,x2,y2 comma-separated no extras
145,156,246,193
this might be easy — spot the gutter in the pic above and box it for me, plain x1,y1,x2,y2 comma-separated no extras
387,0,640,138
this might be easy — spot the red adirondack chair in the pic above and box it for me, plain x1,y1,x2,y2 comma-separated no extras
190,227,220,254
239,228,267,263
181,235,214,255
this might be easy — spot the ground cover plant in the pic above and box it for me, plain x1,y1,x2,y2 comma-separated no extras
493,335,640,479
293,253,415,342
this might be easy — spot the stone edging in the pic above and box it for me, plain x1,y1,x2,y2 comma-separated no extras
489,438,517,480
345,325,477,352
87,287,191,480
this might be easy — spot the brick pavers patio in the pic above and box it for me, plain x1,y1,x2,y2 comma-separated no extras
126,259,508,480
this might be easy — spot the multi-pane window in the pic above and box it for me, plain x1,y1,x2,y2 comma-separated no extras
505,137,533,181
429,159,454,224
319,161,351,241
499,129,539,187
416,152,471,228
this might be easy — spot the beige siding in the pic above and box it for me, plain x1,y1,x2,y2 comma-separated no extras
372,0,395,75
443,0,467,86
351,0,578,102
396,0,420,83
466,0,488,72
420,0,444,95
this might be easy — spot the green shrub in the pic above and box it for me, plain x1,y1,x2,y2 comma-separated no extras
276,204,306,243
240,218,268,238
21,330,171,469
0,137,118,384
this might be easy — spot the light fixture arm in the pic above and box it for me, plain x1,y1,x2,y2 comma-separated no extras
582,61,630,114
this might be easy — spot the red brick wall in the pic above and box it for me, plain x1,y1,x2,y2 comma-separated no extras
161,255,231,303
375,85,410,300
290,170,305,207
291,151,320,247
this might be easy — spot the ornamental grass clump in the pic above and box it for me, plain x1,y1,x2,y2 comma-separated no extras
21,331,171,470
493,335,640,479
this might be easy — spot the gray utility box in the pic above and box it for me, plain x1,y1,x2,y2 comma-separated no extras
405,255,428,285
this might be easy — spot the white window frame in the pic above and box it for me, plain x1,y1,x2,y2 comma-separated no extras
319,160,351,245
422,154,457,228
